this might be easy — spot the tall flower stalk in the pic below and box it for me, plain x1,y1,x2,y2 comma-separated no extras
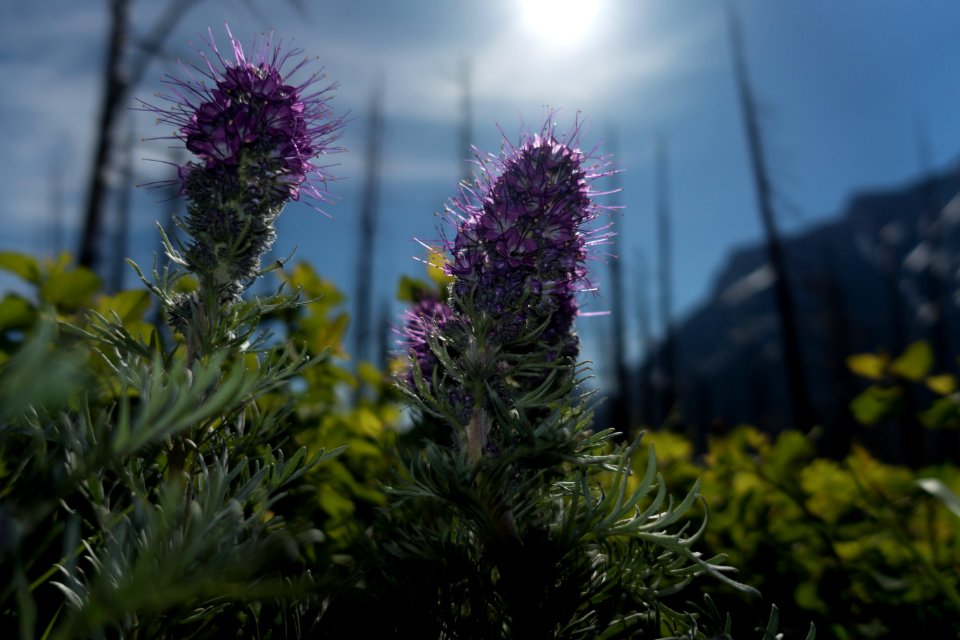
141,26,343,356
403,118,611,466
0,28,347,638
357,118,791,638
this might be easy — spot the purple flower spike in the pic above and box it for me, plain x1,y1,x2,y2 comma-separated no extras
447,117,610,357
141,26,344,304
146,25,343,206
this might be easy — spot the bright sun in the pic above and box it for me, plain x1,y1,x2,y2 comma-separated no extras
520,0,601,49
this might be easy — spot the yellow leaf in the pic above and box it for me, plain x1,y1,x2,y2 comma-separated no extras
357,361,385,388
890,340,933,382
285,262,345,305
732,469,762,494
643,430,692,465
317,482,355,521
354,407,383,438
800,459,856,524
427,248,453,287
926,374,957,396
846,353,888,380
310,312,349,355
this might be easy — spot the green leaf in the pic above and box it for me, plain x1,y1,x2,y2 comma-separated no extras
850,385,902,426
795,580,828,615
40,267,101,310
0,319,85,415
846,353,888,380
0,294,35,331
918,477,960,518
396,275,432,303
94,290,152,325
920,396,960,430
173,274,198,293
0,252,40,284
768,430,814,472
285,262,344,304
759,604,780,640
890,340,933,382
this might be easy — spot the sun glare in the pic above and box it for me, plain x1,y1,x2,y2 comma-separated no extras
520,0,601,49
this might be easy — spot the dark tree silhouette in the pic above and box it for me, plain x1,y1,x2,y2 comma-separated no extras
655,139,677,427
377,297,393,370
109,121,136,292
916,121,953,372
458,59,473,184
353,81,385,365
78,0,213,270
48,160,64,257
636,248,654,426
604,129,630,433
78,0,129,269
813,244,857,457
725,1,816,429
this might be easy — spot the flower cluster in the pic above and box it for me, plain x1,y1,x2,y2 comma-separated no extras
143,26,343,304
401,295,454,387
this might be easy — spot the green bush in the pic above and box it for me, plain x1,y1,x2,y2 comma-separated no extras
641,426,960,638
0,253,398,637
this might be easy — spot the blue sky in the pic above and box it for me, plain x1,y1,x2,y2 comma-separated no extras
2,0,960,369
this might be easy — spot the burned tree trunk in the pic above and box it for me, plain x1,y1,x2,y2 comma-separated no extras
353,82,385,365
78,0,129,269
656,140,677,427
725,2,816,429
605,130,631,433
77,0,201,269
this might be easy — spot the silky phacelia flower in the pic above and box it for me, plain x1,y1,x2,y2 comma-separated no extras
446,118,609,359
141,26,343,302
401,296,455,386
399,295,476,423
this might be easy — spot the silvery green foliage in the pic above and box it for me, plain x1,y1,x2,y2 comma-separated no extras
0,288,340,638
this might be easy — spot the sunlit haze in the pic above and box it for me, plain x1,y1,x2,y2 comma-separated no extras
520,0,601,48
